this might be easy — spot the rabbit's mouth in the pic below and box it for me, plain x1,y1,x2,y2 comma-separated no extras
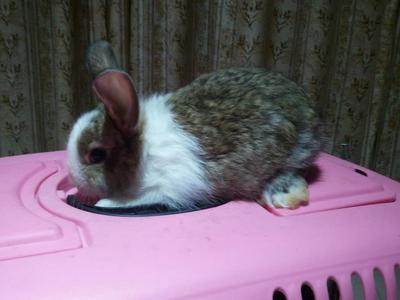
67,171,108,201
70,192,100,207
78,184,107,200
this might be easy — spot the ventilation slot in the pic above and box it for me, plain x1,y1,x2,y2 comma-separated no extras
271,266,400,300
327,278,340,300
301,283,315,300
273,289,287,300
373,268,386,300
351,272,365,300
395,265,400,300
354,169,368,176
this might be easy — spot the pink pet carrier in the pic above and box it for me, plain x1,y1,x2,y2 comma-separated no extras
0,150,399,299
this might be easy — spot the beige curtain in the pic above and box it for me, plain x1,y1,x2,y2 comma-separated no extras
0,0,399,180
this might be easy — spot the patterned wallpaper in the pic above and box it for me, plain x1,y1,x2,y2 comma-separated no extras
0,0,399,180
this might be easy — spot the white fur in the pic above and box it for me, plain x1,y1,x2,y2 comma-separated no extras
95,94,212,209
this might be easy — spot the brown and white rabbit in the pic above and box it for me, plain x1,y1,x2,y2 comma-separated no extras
67,40,321,210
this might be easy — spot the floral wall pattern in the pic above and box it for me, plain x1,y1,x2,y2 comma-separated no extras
0,0,399,180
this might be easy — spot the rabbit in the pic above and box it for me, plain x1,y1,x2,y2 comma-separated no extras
67,40,322,210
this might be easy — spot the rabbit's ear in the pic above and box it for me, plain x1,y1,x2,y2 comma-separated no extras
92,70,139,134
86,40,119,76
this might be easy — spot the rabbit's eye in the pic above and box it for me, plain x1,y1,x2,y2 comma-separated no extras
89,148,107,164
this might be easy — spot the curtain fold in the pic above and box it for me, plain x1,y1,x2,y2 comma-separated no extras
0,0,398,180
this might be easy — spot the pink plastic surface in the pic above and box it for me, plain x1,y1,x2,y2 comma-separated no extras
0,151,399,299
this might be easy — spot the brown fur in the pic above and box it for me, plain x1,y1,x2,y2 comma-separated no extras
169,67,321,202
77,104,143,198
